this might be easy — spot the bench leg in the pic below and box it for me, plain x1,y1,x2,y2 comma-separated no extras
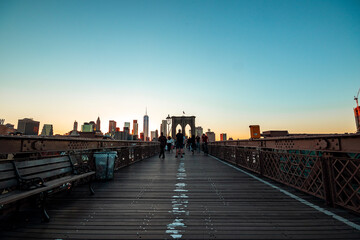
40,192,50,222
89,180,95,195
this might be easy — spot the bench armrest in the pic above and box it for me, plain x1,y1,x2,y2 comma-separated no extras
18,176,45,190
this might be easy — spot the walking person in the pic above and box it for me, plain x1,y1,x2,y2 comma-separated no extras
167,136,173,153
202,133,208,155
196,135,201,153
175,129,184,158
158,132,167,159
189,135,196,155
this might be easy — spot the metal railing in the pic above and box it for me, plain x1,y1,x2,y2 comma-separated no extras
208,144,360,215
0,135,160,178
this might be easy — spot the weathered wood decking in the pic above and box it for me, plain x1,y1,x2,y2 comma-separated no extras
1,151,360,239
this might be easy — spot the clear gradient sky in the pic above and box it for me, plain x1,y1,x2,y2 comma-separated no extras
0,0,359,140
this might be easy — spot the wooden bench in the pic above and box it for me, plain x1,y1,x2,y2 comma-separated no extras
0,155,95,222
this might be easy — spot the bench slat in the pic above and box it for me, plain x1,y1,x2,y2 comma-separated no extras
18,162,72,177
0,170,17,181
23,167,73,180
15,156,70,169
0,162,14,172
0,179,18,190
0,171,95,205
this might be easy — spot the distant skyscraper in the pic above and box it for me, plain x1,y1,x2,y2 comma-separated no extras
89,121,96,132
81,122,93,132
206,129,216,142
73,121,78,131
161,120,167,136
143,109,149,141
96,117,101,132
195,126,203,137
124,122,130,130
220,133,227,141
109,120,117,133
140,132,144,141
151,131,156,141
132,120,138,136
41,124,54,136
17,118,40,135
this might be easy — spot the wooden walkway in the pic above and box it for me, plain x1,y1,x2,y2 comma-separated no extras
1,151,360,239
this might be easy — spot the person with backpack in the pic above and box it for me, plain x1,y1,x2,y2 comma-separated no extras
175,129,184,158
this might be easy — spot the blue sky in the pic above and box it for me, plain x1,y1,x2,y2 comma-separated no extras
0,0,359,139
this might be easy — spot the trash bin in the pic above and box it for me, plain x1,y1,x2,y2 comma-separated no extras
94,151,117,180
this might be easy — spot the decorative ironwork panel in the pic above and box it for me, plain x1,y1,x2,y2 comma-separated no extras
235,147,261,174
115,147,130,169
332,156,360,213
224,146,236,164
262,150,325,199
133,146,142,161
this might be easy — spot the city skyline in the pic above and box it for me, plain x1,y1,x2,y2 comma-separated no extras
1,0,359,139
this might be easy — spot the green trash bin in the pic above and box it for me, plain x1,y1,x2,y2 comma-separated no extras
94,151,117,180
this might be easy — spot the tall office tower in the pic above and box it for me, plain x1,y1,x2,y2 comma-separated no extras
124,122,130,130
161,120,167,136
17,118,40,135
109,120,117,133
132,120,138,136
41,124,54,136
220,133,227,141
96,117,101,132
73,121,78,131
195,126,203,137
206,129,216,142
143,110,149,141
123,127,130,140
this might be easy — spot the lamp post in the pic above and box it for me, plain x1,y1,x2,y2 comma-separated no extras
166,114,171,137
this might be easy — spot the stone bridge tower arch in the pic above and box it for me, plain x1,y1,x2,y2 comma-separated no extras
171,116,196,138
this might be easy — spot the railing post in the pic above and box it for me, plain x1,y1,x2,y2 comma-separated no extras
321,153,336,207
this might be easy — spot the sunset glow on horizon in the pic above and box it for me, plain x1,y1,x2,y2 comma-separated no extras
1,0,359,140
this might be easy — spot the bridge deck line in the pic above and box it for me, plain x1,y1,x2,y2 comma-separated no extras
1,151,359,239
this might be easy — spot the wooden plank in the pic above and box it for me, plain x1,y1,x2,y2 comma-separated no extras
0,179,17,190
15,156,69,168
0,170,16,181
18,161,71,177
0,172,95,205
0,162,14,171
22,167,73,180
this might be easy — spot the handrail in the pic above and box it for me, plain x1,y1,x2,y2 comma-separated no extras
208,144,360,215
